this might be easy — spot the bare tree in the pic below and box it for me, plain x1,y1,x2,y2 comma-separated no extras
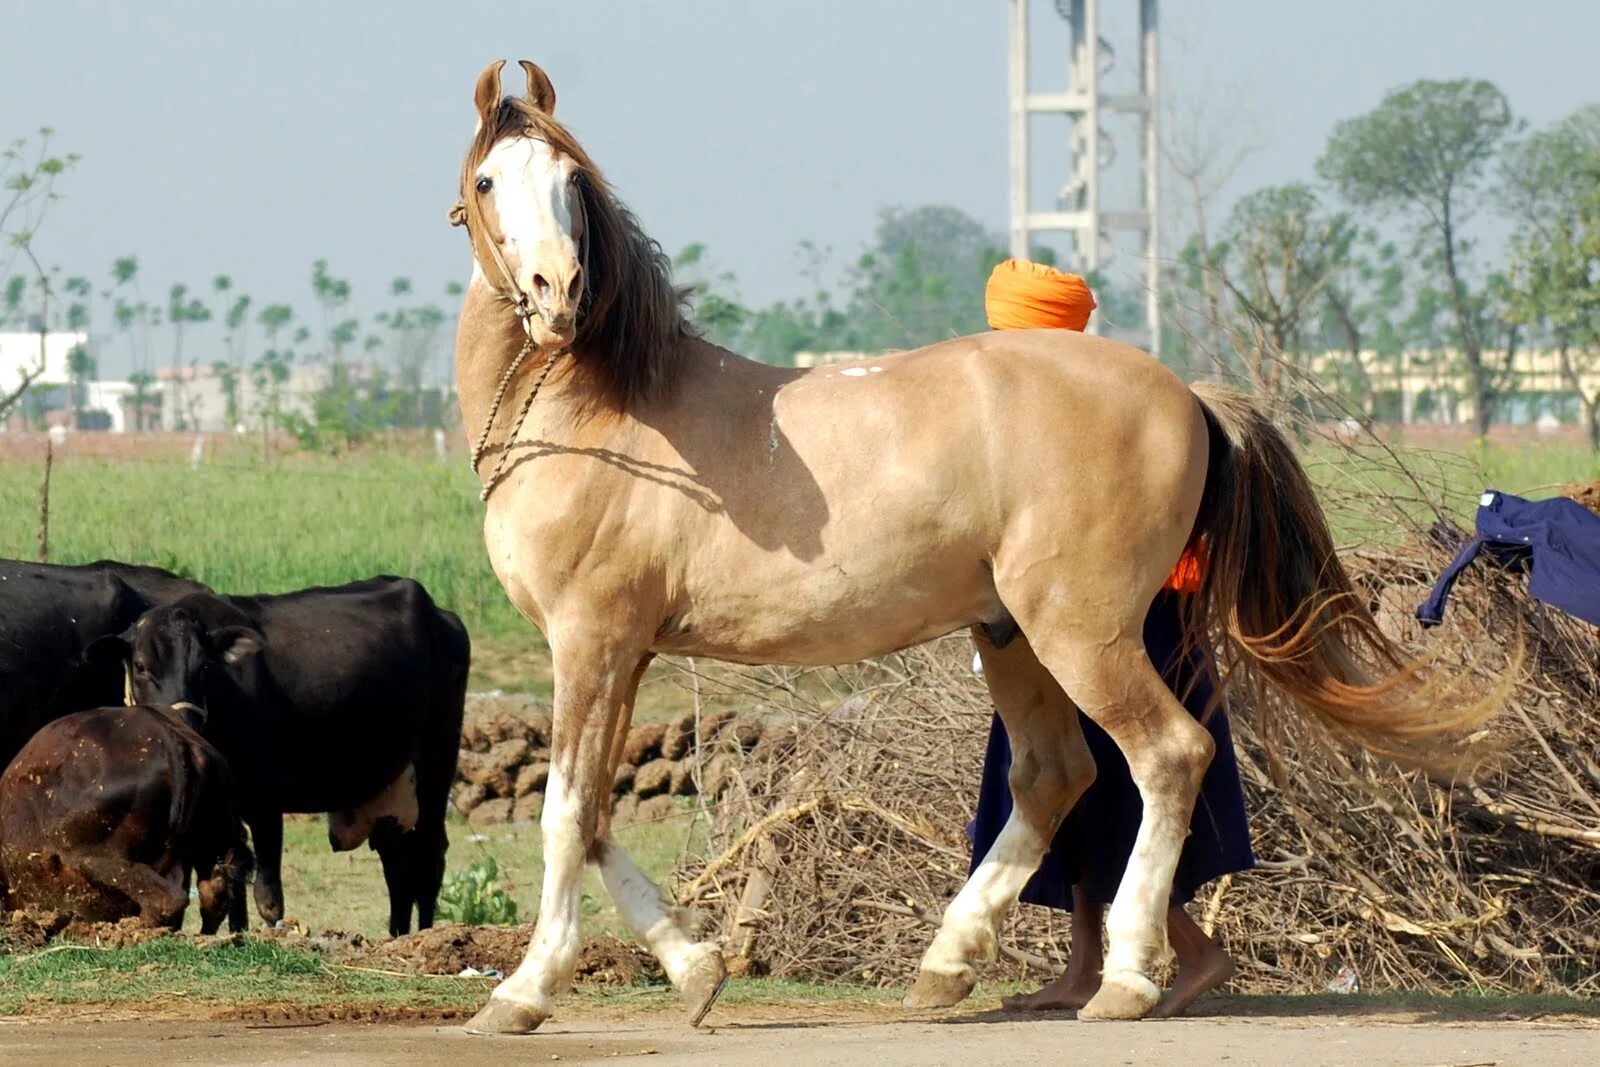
1159,40,1271,375
1,128,80,421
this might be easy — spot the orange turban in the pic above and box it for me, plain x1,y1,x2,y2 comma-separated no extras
983,258,1206,595
984,259,1097,332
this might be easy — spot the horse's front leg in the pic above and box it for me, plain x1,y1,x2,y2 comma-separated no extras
465,630,644,1035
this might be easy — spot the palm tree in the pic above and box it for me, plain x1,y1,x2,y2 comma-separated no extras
166,284,212,429
223,293,252,428
66,344,96,423
109,256,150,376
127,369,155,432
311,259,352,366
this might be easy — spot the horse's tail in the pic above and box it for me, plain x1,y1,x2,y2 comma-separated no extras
1188,382,1505,771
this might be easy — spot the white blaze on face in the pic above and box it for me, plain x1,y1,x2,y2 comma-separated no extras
476,137,582,302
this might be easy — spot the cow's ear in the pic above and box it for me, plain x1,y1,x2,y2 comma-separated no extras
209,626,265,666
83,632,131,670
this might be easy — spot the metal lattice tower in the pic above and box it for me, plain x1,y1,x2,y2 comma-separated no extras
1007,0,1160,353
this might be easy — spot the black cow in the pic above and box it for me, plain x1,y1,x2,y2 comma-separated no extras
90,578,470,936
0,558,203,770
0,704,254,933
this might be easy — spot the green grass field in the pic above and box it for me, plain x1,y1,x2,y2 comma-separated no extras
0,451,523,637
1,438,1594,693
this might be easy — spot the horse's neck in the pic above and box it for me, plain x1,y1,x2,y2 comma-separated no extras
454,279,521,437
453,278,608,450
455,277,783,452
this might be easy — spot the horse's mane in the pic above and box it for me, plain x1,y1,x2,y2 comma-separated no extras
461,98,690,410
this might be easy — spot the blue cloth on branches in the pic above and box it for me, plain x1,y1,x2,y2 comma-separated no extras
1418,489,1600,629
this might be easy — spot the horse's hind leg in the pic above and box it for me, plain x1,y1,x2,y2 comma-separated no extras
905,628,1096,1009
1027,625,1214,1020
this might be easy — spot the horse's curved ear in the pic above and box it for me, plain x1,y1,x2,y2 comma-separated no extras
474,60,506,126
519,60,556,114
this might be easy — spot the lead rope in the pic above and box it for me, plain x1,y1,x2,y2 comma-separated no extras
455,174,588,503
469,341,564,502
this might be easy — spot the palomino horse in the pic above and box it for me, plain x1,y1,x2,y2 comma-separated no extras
449,61,1492,1034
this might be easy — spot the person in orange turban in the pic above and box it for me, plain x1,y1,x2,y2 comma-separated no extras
966,260,1253,1018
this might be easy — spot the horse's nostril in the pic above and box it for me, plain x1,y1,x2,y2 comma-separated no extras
532,274,551,299
567,268,583,301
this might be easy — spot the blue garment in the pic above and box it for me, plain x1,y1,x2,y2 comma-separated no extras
967,591,1256,910
1418,490,1600,628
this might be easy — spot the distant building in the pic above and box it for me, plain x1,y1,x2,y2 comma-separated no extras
150,361,329,433
0,330,92,431
0,329,88,392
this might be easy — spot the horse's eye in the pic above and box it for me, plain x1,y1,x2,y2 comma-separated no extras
475,176,493,195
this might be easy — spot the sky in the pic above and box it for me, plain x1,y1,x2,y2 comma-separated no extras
4,1,1597,377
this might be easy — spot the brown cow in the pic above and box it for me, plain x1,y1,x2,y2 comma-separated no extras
0,705,253,933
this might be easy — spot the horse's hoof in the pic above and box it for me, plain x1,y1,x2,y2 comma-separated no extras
680,951,728,1027
1078,970,1160,1020
902,968,975,1010
462,999,549,1036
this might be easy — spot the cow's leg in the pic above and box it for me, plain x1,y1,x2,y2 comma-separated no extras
248,810,286,926
410,706,462,932
371,820,418,937
464,629,648,1036
187,799,256,935
905,629,1095,1009
195,843,253,936
591,654,724,1025
410,817,448,931
65,853,189,929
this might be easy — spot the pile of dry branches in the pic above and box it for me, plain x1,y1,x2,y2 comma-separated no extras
672,456,1600,997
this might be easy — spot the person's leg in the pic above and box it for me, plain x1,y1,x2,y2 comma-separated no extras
1152,904,1236,1018
1001,884,1105,1011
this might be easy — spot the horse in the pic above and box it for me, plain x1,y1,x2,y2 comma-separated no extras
447,60,1496,1034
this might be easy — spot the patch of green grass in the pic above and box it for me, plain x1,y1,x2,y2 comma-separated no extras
271,809,704,940
0,935,488,1015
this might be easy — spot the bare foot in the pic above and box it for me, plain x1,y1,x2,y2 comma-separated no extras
1150,949,1235,1018
1000,968,1101,1012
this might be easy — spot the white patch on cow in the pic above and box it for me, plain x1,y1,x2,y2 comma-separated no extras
918,811,1045,977
597,841,709,986
868,366,884,373
839,367,868,377
488,765,583,1015
328,763,419,852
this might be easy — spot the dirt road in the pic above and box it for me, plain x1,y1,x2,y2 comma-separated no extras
3,1004,1594,1067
